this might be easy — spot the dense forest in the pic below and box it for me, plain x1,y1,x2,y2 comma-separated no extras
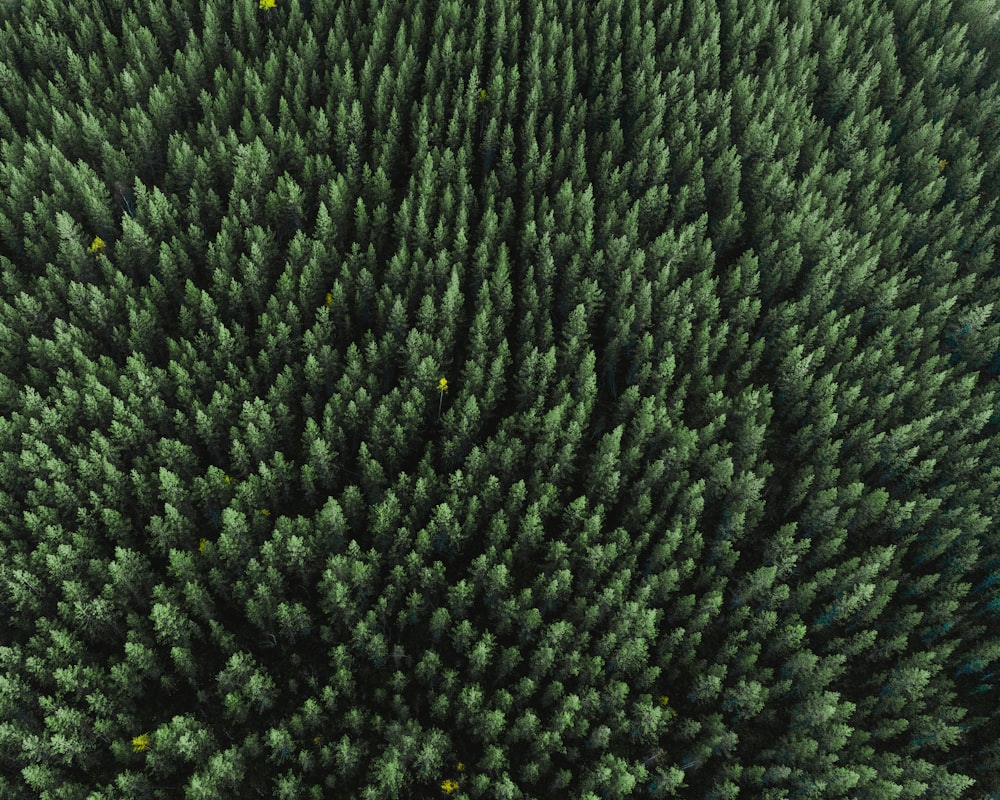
1,0,999,797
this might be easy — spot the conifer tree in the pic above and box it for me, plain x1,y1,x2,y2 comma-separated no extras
2,0,1000,796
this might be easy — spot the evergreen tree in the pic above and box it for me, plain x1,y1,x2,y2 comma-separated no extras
1,0,999,796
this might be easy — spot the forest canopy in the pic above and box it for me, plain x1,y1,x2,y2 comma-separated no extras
0,0,999,798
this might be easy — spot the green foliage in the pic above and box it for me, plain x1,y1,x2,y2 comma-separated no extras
0,0,999,797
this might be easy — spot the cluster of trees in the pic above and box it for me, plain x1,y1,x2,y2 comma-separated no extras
0,0,999,797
